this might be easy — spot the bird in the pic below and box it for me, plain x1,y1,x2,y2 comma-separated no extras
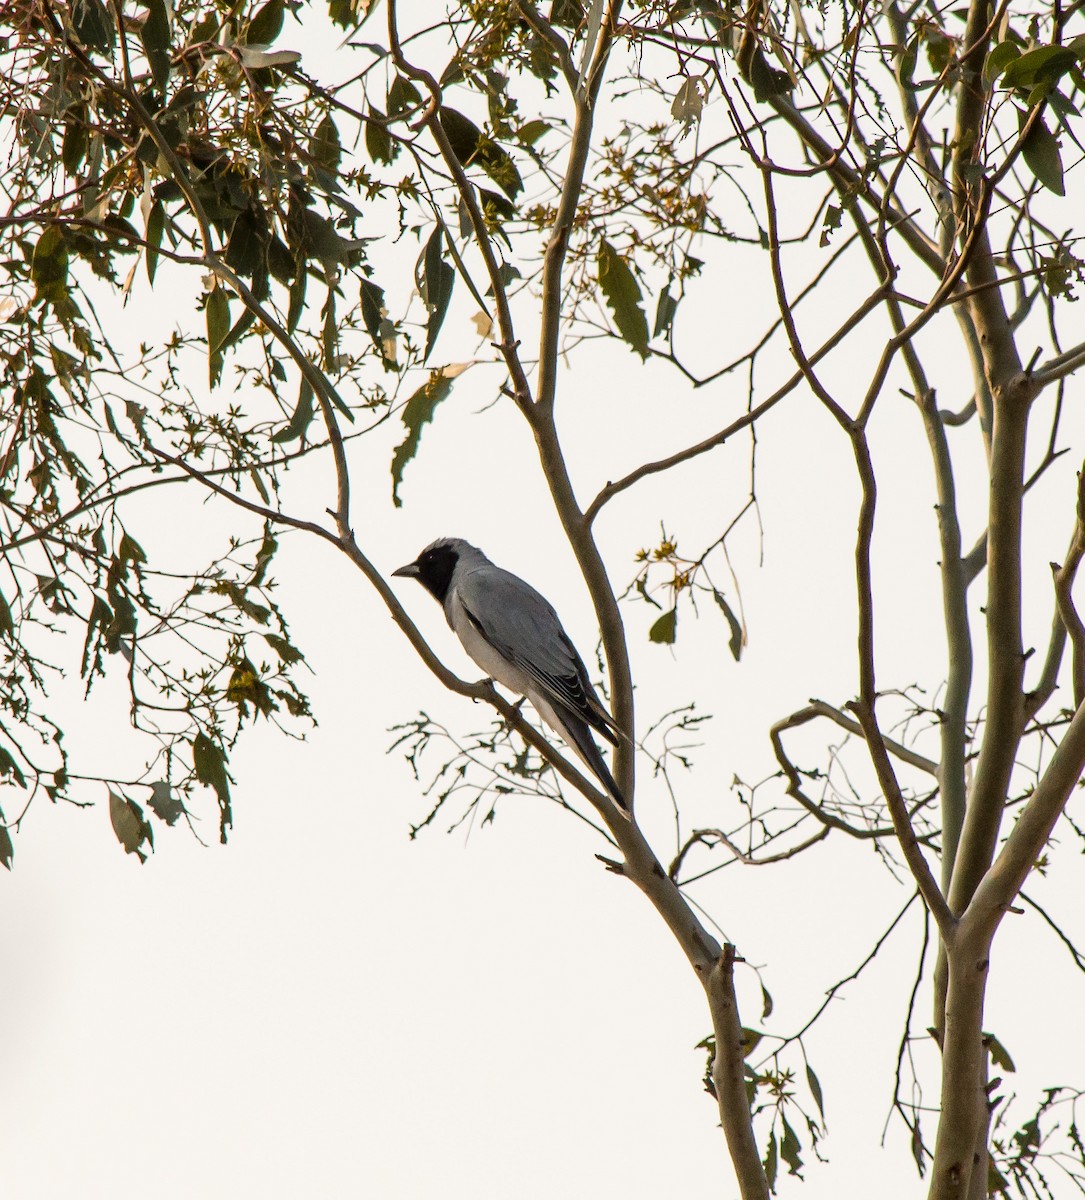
392,538,629,814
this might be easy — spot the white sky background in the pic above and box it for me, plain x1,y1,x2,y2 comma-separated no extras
3,3,1085,1197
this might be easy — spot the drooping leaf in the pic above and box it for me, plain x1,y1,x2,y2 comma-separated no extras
147,780,184,826
712,589,744,661
760,983,774,1020
780,1114,803,1177
359,278,385,344
0,822,12,870
984,39,1021,85
598,239,649,359
144,200,164,284
987,1032,1017,1073
896,34,919,88
272,377,315,444
140,0,171,92
764,1129,778,1193
310,114,342,172
417,226,455,363
516,119,549,145
71,0,114,53
62,106,89,175
365,109,396,164
739,1027,763,1057
391,370,456,507
439,108,523,199
225,210,269,279
287,261,307,333
649,608,677,644
109,789,152,862
671,77,704,131
748,46,793,102
1020,112,1065,195
806,1064,825,1119
387,74,422,117
1001,43,1078,93
653,284,677,338
193,733,232,842
31,227,70,311
322,286,337,368
0,591,13,637
247,0,285,45
0,747,26,788
206,284,230,387
264,633,304,664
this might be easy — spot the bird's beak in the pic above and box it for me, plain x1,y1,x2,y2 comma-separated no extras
392,561,421,580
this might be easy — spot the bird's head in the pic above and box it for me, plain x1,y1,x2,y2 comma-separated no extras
392,538,470,603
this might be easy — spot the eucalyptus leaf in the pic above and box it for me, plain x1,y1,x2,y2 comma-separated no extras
598,239,649,359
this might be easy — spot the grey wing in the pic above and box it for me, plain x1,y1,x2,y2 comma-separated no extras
456,566,619,746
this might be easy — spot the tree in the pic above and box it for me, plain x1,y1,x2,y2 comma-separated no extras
4,0,1085,1195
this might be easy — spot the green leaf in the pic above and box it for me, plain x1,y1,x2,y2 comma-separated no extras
109,789,152,862
712,589,744,661
365,109,396,164
322,286,337,368
31,227,71,310
0,822,12,870
62,106,89,176
984,39,1021,85
118,533,146,564
359,278,385,345
247,0,284,45
264,633,304,664
740,1027,762,1057
820,203,843,248
272,377,315,443
760,983,773,1020
193,733,232,840
598,239,649,359
806,1064,825,1119
391,369,456,507
147,780,184,826
748,46,793,102
72,0,114,53
0,747,26,788
0,591,13,638
896,34,919,88
653,284,677,338
987,1032,1016,1073
476,187,515,224
140,0,171,92
649,608,677,644
287,262,307,333
780,1114,803,1177
516,119,549,145
1020,112,1065,195
438,108,523,199
417,226,455,363
387,74,422,117
225,210,268,279
763,1129,778,1193
1001,44,1078,93
144,200,164,284
310,114,342,172
206,284,230,387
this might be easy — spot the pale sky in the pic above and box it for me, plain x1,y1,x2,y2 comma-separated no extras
4,4,1085,1197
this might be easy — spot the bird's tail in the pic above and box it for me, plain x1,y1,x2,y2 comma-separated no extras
561,714,630,817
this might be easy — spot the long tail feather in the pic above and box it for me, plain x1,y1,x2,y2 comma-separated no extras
561,713,629,815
